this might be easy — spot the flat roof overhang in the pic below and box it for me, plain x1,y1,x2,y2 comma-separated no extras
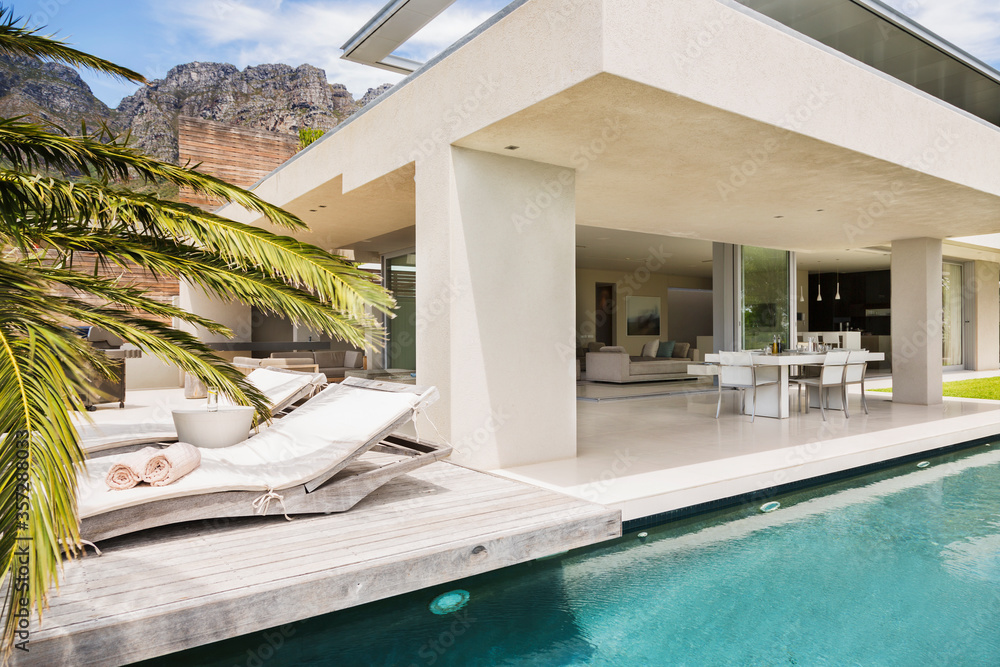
737,0,1000,129
227,0,1000,253
340,0,458,74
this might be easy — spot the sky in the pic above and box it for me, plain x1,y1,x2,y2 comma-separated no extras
11,0,1000,109
13,0,509,107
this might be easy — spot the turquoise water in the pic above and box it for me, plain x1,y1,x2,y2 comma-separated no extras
140,444,1000,666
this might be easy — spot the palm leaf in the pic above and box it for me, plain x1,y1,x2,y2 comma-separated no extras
0,7,144,83
0,129,304,230
0,17,396,659
0,173,396,320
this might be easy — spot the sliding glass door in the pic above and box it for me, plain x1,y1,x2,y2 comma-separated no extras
384,252,417,370
740,246,792,351
942,262,964,369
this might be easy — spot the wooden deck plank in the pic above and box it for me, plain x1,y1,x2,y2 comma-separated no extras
53,492,587,609
15,462,620,666
51,481,548,595
51,495,592,620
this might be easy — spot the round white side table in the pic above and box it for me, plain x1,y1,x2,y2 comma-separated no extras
171,407,255,448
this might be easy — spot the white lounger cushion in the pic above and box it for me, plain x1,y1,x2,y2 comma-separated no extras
219,367,325,410
78,381,432,518
77,367,325,454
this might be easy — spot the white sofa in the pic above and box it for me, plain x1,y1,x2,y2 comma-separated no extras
586,344,698,383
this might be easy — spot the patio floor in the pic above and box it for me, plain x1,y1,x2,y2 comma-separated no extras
495,371,1000,521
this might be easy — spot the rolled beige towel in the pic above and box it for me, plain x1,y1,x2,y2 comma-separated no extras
142,442,202,487
105,447,161,490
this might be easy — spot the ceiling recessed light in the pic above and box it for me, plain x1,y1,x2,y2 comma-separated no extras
774,215,784,219
816,209,824,212
309,209,317,212
504,145,519,150
318,205,327,208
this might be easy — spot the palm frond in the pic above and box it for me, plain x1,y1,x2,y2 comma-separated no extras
0,173,396,320
0,319,89,650
0,7,144,83
0,17,397,658
0,129,304,230
32,232,385,347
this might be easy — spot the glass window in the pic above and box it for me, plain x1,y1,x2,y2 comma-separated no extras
385,253,416,370
942,262,963,367
741,246,791,351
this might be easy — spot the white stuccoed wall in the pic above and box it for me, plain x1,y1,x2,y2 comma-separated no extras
416,146,577,470
891,238,943,405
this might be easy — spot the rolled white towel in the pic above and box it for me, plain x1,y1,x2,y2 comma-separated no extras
142,442,202,487
105,447,161,490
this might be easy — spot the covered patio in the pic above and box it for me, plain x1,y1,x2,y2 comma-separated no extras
497,372,1000,521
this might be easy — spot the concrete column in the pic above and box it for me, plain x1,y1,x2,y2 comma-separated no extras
890,238,943,405
969,260,1000,371
415,146,577,470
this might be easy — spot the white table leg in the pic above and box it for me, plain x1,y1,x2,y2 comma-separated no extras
747,365,787,419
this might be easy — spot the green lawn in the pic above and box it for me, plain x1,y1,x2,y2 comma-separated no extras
872,376,1000,400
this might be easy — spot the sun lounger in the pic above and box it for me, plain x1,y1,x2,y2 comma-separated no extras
78,377,451,542
76,367,326,456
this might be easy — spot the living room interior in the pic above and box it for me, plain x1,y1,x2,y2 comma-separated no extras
575,226,714,393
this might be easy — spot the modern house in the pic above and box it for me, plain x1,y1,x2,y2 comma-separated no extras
198,0,1000,505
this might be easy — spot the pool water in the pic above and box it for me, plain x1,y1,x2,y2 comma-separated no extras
140,444,1000,666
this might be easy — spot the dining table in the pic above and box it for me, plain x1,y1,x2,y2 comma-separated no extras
692,350,886,419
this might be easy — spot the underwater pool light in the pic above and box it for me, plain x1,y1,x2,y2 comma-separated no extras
760,501,781,513
917,461,930,468
429,590,470,615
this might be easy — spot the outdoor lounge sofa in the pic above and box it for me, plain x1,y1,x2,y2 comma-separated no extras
76,367,326,456
78,377,450,542
269,350,365,381
585,343,699,383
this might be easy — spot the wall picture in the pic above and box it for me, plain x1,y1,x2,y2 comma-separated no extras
626,296,661,336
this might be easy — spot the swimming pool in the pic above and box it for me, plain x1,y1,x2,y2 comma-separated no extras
140,443,1000,666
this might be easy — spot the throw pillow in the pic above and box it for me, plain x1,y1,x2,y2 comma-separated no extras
673,342,691,359
600,346,627,353
641,340,659,358
656,340,676,358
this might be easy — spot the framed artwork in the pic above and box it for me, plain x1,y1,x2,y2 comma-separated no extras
626,296,660,336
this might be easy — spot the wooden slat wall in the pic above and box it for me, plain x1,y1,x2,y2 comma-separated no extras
44,251,179,324
176,116,300,210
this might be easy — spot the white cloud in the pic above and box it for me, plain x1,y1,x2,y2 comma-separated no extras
152,0,505,98
882,0,1000,65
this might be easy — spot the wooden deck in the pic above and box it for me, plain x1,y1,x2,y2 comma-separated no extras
17,459,620,666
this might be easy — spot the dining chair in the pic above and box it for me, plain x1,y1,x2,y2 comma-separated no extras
842,349,869,418
790,349,850,421
716,351,779,423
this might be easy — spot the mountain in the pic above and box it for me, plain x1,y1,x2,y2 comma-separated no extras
0,55,392,164
0,55,118,132
116,62,367,163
